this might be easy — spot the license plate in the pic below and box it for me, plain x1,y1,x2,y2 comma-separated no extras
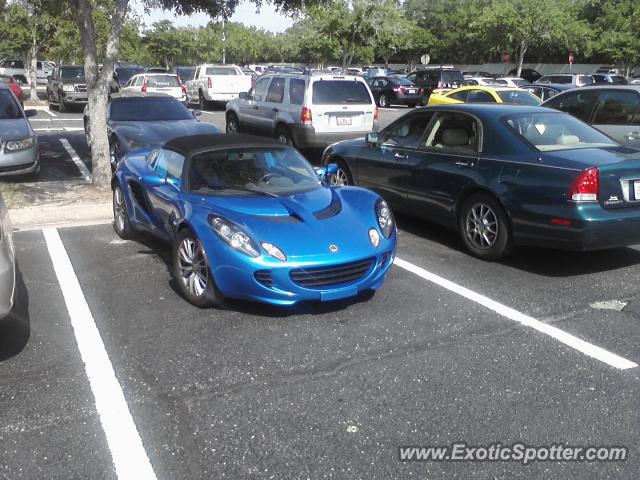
635,180,640,199
336,116,352,126
408,89,416,94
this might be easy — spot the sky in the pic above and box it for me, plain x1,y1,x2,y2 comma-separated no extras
133,0,295,33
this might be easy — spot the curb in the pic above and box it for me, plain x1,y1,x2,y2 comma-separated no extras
9,201,112,231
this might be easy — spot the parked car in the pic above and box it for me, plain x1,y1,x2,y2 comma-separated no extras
463,77,507,86
46,65,86,112
0,74,24,106
541,85,640,149
172,66,196,84
121,73,187,103
111,133,396,306
241,68,258,86
497,77,529,88
0,84,39,176
146,67,169,73
225,73,378,149
463,71,496,79
111,65,146,92
507,68,542,83
523,84,561,102
0,59,52,84
536,74,595,87
406,68,465,97
323,104,640,259
366,76,422,108
428,86,540,106
591,74,628,85
83,92,219,170
0,190,15,320
185,64,252,110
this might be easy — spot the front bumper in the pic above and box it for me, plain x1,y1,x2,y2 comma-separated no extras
0,223,15,319
290,125,371,149
60,91,88,105
0,146,39,176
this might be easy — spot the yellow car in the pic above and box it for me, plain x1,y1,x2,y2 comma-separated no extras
428,86,541,106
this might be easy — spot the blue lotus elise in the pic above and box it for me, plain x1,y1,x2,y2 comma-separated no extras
111,134,396,307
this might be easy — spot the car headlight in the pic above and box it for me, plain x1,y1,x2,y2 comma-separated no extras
62,84,75,92
209,216,259,258
5,136,35,153
376,199,394,238
261,242,287,261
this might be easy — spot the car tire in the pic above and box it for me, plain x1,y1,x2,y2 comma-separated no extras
331,159,353,186
379,94,388,108
173,229,220,308
84,119,91,150
406,102,418,108
226,112,241,134
458,193,512,261
275,126,293,146
198,90,208,110
47,92,57,111
58,94,68,113
109,140,121,172
112,184,135,240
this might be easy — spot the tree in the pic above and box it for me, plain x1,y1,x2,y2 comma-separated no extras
471,0,586,76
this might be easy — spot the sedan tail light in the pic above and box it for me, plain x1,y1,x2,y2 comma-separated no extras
568,167,599,202
392,87,402,93
208,77,212,89
141,82,147,92
374,107,379,121
300,107,312,125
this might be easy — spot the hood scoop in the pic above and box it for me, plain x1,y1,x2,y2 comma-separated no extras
313,191,342,220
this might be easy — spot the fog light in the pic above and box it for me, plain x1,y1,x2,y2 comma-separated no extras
369,228,380,247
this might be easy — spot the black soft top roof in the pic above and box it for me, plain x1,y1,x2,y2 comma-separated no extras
164,134,284,157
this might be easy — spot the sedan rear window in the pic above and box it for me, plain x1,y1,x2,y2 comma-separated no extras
496,90,540,106
205,67,237,75
312,80,372,105
146,75,180,88
110,98,192,121
503,112,618,151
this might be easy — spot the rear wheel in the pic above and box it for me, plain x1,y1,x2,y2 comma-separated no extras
173,229,220,307
198,90,208,110
226,112,240,133
406,102,418,108
458,193,512,261
330,159,353,186
379,93,388,107
275,126,293,146
112,185,134,239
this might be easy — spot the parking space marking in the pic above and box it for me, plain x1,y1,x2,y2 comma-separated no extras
43,228,157,480
59,138,92,182
43,109,56,117
393,257,638,370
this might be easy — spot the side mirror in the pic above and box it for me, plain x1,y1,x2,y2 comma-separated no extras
366,132,379,144
191,109,202,117
239,92,248,100
25,109,37,117
166,177,182,190
326,163,338,175
314,163,338,182
140,174,166,187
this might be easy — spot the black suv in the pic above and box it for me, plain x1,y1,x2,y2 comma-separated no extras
47,65,86,112
406,68,464,98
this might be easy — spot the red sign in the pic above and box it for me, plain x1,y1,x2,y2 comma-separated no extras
569,52,575,65
501,51,511,64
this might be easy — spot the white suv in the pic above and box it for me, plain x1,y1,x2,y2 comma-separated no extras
225,73,378,148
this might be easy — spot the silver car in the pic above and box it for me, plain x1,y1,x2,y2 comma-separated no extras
0,191,15,318
0,83,39,175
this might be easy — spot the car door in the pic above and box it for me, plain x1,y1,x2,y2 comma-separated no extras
404,111,482,226
589,89,640,148
356,112,434,207
146,149,185,234
262,76,285,132
237,76,271,132
543,89,600,123
187,67,199,99
466,89,497,104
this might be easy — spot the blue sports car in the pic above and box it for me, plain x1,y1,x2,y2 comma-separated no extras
111,134,396,307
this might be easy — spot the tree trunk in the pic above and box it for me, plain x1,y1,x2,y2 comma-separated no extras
28,24,38,101
517,40,527,78
71,0,129,187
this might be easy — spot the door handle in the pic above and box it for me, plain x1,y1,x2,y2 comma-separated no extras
454,160,472,168
394,152,407,160
625,131,640,141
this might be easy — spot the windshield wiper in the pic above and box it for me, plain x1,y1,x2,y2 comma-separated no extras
208,185,279,197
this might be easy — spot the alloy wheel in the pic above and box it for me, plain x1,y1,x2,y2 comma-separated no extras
113,187,126,233
464,202,498,249
177,238,209,297
332,168,350,186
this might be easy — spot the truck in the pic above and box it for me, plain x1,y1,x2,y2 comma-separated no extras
0,59,54,84
185,64,252,110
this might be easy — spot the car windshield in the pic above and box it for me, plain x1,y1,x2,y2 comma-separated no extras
189,147,320,196
503,112,619,151
0,89,21,119
496,90,540,106
146,75,180,88
312,81,372,105
110,98,192,121
393,77,414,86
117,68,144,83
60,67,85,79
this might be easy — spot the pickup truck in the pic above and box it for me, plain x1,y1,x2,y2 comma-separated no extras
0,59,53,84
185,64,252,109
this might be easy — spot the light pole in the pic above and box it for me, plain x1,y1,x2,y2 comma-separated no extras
222,18,226,65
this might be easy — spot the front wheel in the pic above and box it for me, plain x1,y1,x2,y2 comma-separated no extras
275,126,293,146
112,185,134,239
378,94,388,108
173,229,220,307
330,159,353,186
226,112,240,133
458,193,512,261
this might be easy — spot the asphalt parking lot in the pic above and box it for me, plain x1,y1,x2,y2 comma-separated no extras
2,106,640,479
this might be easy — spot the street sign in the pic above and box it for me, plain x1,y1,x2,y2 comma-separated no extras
420,54,430,65
501,51,510,64
569,52,575,65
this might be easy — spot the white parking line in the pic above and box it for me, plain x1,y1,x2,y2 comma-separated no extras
393,257,638,370
59,138,92,182
43,108,56,117
43,228,157,480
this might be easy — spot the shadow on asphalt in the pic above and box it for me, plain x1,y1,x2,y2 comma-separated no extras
395,212,640,277
0,265,30,362
131,233,378,317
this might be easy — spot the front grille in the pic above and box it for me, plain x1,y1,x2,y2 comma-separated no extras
290,258,374,288
254,270,273,287
75,84,87,92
